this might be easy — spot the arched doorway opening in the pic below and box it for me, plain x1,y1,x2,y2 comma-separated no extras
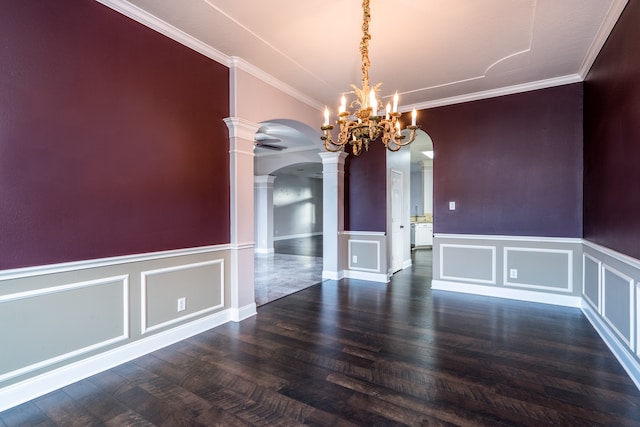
409,130,435,273
253,121,324,305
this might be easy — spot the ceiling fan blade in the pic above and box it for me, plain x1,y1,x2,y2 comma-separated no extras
255,143,286,151
254,137,281,144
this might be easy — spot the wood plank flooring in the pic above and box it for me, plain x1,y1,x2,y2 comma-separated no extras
2,249,640,426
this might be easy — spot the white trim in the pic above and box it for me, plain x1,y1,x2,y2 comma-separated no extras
95,0,229,66
0,244,231,281
348,240,381,273
434,233,582,244
601,264,635,350
230,302,257,322
503,247,573,293
322,270,344,281
637,282,640,357
412,75,582,111
254,248,275,255
579,0,630,78
439,244,497,285
432,280,582,308
273,232,322,242
140,260,225,335
0,276,129,383
582,301,640,391
584,239,640,271
230,242,255,251
402,259,413,270
344,270,389,283
582,253,603,313
0,308,234,413
230,57,322,111
343,231,386,237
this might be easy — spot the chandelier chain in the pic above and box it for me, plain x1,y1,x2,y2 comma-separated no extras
360,0,371,91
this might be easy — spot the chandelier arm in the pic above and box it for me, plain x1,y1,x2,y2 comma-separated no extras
394,127,419,147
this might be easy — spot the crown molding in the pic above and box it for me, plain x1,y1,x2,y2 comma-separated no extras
408,74,583,112
95,0,230,66
579,0,629,78
229,57,324,111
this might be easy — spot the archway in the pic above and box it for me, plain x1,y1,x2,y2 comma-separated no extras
253,120,324,305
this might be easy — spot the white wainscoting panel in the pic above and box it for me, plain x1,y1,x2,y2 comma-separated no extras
140,259,225,334
440,244,496,284
583,253,602,312
602,264,635,350
503,247,573,292
0,275,129,383
348,239,381,273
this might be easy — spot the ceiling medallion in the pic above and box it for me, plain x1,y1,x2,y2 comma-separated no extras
321,0,419,156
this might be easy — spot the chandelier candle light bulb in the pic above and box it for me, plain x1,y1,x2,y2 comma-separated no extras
320,0,419,155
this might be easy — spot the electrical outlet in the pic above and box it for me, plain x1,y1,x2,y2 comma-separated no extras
449,201,456,210
509,269,518,279
177,297,186,312
352,255,358,263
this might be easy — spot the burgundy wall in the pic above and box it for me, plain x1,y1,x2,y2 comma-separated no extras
584,1,640,259
0,1,230,269
344,141,387,232
424,83,583,237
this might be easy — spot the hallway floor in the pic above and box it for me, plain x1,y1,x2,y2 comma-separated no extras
254,236,323,306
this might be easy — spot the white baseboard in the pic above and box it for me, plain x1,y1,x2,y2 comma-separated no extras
344,269,389,283
322,270,344,281
231,303,257,322
581,301,640,391
0,309,234,412
254,248,274,255
431,280,582,307
402,259,413,270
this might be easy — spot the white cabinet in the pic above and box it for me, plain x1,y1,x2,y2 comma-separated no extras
415,223,433,246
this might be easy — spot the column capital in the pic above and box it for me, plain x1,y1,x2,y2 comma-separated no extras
254,175,276,185
223,117,260,141
319,151,348,165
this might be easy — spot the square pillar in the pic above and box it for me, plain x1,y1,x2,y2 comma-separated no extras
254,175,275,255
224,117,259,321
319,151,348,280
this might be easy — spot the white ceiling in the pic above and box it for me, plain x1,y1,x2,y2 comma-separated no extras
103,0,627,110
99,0,628,164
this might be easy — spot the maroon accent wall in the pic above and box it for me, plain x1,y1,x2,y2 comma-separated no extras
0,1,230,269
344,141,387,232
425,83,583,237
584,1,640,259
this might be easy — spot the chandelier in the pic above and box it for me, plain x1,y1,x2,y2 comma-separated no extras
321,0,419,156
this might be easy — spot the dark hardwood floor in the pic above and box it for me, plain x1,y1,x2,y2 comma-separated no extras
3,249,640,426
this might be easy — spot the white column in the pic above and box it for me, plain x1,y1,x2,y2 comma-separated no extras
422,160,433,215
254,175,275,255
224,117,259,321
319,151,348,280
